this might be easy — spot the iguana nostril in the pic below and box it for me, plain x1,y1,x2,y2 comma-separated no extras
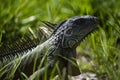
93,18,99,24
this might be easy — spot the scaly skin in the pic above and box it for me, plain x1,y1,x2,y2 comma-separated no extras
0,15,99,80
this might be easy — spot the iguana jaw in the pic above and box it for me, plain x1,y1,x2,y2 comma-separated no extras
76,16,99,33
76,17,99,47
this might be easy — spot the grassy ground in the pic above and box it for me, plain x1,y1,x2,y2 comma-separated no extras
0,0,120,80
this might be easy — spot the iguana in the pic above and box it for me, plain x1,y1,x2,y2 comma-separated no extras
0,15,99,80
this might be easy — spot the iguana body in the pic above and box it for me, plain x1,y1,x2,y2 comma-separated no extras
0,15,99,80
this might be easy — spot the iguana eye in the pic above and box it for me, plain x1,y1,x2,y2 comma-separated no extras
64,28,73,36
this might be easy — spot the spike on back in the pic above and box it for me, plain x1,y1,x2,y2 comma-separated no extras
0,21,56,62
0,36,40,62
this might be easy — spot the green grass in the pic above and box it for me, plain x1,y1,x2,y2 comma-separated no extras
0,0,120,80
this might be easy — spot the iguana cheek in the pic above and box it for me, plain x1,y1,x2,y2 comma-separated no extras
62,39,77,48
68,39,77,48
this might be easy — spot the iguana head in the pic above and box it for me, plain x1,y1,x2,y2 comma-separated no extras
51,15,99,48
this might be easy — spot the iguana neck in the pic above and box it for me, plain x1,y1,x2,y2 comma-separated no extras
52,47,80,76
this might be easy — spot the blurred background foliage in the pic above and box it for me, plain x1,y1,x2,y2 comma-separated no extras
0,0,120,42
0,0,120,79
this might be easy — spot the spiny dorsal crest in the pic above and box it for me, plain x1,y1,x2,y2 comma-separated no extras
0,21,56,62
